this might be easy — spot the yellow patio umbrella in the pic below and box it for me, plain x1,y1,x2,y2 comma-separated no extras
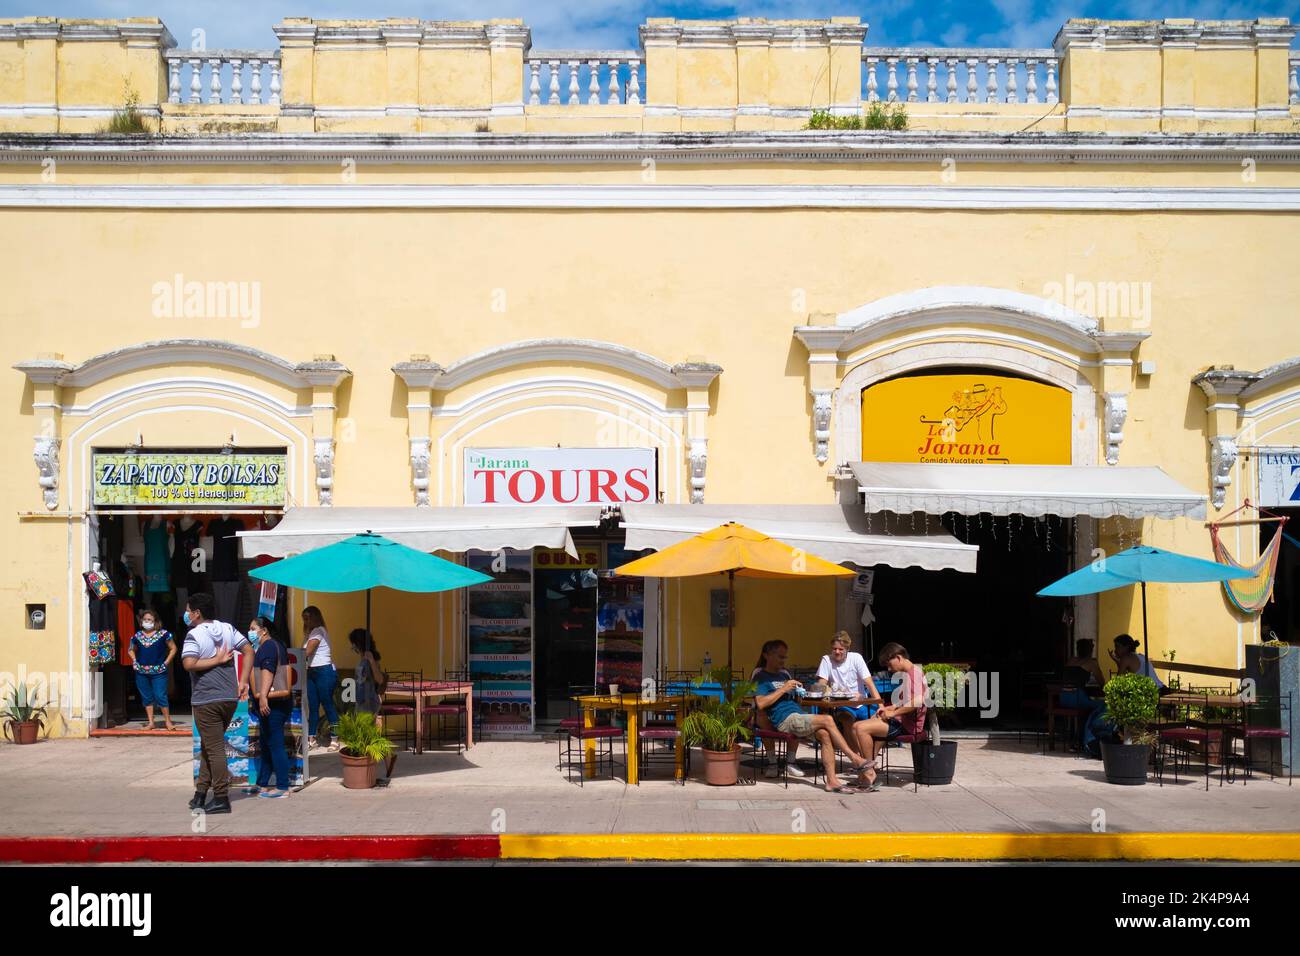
612,522,855,677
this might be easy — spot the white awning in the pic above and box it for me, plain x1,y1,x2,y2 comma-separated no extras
238,506,604,559
619,503,977,573
849,462,1207,520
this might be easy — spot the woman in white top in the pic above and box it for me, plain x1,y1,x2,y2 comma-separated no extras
1110,634,1168,691
302,605,340,750
813,632,882,764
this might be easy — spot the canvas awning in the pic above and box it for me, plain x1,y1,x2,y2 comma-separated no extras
618,503,977,573
849,462,1207,520
238,506,604,559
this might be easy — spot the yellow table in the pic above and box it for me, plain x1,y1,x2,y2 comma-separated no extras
573,693,687,785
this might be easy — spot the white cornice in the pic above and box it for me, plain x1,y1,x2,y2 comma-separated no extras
5,132,1300,168
3,183,1299,211
435,339,720,392
14,339,349,392
824,286,1153,359
1240,358,1300,400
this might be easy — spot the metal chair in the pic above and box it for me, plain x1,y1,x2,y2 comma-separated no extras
379,670,421,752
636,698,688,785
1225,693,1293,786
555,684,595,771
1155,691,1225,790
443,668,480,742
1044,682,1092,753
560,696,626,787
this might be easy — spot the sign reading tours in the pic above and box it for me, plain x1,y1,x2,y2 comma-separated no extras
464,447,657,506
861,372,1072,465
1258,451,1300,507
93,451,287,507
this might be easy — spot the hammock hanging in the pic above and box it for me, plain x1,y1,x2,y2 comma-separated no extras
1210,522,1285,614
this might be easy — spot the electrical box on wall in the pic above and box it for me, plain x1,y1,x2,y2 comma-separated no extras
710,589,734,628
26,604,46,629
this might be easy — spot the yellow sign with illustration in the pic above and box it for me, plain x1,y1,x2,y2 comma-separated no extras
861,373,1071,465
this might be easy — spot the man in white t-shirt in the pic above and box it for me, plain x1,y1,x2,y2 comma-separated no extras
813,632,882,767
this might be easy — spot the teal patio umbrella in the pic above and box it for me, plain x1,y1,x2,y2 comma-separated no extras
249,532,493,637
1037,545,1252,644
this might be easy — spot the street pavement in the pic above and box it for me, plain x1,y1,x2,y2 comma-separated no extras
1,735,1296,838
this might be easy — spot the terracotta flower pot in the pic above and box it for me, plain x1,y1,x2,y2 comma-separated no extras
701,746,740,786
340,752,377,790
4,720,40,745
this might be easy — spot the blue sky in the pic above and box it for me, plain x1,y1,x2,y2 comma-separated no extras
3,1,1298,50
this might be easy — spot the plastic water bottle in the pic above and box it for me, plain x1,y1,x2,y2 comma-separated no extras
702,651,712,674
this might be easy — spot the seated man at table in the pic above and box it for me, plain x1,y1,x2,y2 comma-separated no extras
753,639,872,794
813,631,881,758
855,642,927,788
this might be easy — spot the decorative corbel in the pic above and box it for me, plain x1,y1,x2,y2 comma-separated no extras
812,389,835,464
1103,392,1128,466
1094,332,1147,467
393,358,445,507
794,317,851,466
312,437,336,506
13,356,72,511
671,362,722,504
295,356,352,507
409,437,432,507
1192,367,1259,510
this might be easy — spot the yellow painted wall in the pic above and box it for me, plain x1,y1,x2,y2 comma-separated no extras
3,13,1300,734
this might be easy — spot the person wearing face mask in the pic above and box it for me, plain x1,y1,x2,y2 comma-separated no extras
249,617,293,798
181,592,253,814
128,607,177,731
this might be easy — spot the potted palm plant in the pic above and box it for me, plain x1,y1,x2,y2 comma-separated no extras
914,663,965,785
2,681,48,745
1100,672,1159,785
336,710,394,790
680,670,755,786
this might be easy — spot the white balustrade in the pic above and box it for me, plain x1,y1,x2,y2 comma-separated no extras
1290,56,1299,105
165,51,282,106
524,52,643,106
862,48,1059,106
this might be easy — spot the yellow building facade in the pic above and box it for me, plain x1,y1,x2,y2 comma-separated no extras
3,14,1299,737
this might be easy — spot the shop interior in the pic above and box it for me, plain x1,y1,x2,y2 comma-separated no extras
88,510,285,728
1260,507,1300,644
863,512,1075,728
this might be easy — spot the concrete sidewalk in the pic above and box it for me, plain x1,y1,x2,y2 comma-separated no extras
1,736,1295,841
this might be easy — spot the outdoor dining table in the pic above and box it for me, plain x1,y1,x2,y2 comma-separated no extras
573,692,688,785
799,694,884,711
383,679,475,754
1159,692,1247,710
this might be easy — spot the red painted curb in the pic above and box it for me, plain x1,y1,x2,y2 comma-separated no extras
0,835,501,863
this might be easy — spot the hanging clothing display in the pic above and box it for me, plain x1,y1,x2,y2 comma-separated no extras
172,518,203,593
84,570,117,665
142,520,171,593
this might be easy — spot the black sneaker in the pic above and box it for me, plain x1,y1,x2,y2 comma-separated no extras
206,796,232,814
188,791,208,811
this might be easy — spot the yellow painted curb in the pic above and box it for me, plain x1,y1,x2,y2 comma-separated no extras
500,832,1300,862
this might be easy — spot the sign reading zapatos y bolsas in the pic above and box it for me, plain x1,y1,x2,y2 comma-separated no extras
464,448,656,506
93,451,287,507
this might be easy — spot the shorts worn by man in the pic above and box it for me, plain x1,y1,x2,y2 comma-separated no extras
182,593,253,815
754,668,872,794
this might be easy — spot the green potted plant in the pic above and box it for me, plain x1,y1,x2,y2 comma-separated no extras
1100,672,1159,785
335,710,394,790
2,681,48,745
914,663,966,785
680,669,755,786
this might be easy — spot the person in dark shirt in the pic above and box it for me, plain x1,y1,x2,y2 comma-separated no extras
128,607,177,730
250,616,293,798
